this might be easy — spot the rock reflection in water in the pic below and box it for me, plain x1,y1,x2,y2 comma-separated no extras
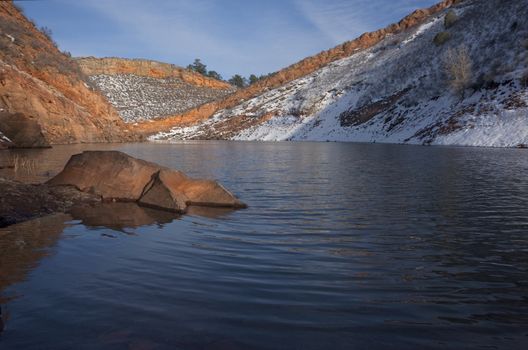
68,203,181,232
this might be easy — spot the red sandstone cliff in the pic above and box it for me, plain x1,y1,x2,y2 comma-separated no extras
0,1,137,146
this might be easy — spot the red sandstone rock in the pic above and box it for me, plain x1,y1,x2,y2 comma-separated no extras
47,151,247,212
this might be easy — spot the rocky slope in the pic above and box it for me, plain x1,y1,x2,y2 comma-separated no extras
77,57,235,123
153,0,528,148
0,1,136,147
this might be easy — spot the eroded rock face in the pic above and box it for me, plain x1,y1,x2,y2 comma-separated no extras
76,57,233,90
48,151,247,213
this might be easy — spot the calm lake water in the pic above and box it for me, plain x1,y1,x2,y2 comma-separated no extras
0,141,527,349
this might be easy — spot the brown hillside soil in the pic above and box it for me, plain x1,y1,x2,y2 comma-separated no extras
0,1,137,145
76,57,233,90
132,0,462,136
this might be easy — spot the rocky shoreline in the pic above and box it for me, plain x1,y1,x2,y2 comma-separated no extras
0,177,99,227
0,150,246,228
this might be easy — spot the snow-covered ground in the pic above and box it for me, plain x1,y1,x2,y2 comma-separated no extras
152,0,528,148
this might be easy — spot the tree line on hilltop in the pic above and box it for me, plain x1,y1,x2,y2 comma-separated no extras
186,58,274,88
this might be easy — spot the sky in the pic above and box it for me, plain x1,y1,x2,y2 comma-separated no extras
16,0,439,79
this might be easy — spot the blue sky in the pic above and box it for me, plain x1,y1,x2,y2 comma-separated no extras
16,0,439,78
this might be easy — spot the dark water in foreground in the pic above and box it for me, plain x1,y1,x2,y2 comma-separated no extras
1,141,528,349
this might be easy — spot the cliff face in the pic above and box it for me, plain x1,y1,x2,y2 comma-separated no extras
77,57,235,123
77,57,233,90
133,0,460,136
153,0,528,148
0,1,136,147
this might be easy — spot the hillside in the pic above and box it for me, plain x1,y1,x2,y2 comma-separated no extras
152,0,528,148
132,0,459,136
77,57,235,123
0,1,136,147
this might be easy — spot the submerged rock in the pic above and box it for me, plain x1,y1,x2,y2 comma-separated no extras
48,151,247,213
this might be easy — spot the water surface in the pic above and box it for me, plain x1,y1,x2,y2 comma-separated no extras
1,141,527,349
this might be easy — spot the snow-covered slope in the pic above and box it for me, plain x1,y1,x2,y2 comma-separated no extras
153,0,528,148
76,57,235,123
88,74,235,123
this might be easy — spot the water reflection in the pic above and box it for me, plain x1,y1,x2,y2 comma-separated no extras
0,214,70,304
69,203,181,232
185,206,237,219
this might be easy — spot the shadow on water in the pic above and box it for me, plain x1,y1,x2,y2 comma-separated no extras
0,214,70,304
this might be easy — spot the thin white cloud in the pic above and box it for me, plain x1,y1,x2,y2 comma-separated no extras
296,0,439,44
61,0,329,77
48,0,439,77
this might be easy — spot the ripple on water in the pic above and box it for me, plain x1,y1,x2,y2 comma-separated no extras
0,142,528,349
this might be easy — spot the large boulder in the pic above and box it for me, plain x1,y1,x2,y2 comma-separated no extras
47,151,160,201
48,151,247,213
0,112,50,148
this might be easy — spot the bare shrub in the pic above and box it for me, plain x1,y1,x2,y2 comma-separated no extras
444,10,458,29
443,46,473,96
10,155,37,175
33,51,85,82
433,31,451,46
39,26,53,40
12,2,25,14
521,71,528,88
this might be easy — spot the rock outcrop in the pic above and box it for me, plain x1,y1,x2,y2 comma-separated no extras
77,57,233,90
47,151,247,212
0,1,138,146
